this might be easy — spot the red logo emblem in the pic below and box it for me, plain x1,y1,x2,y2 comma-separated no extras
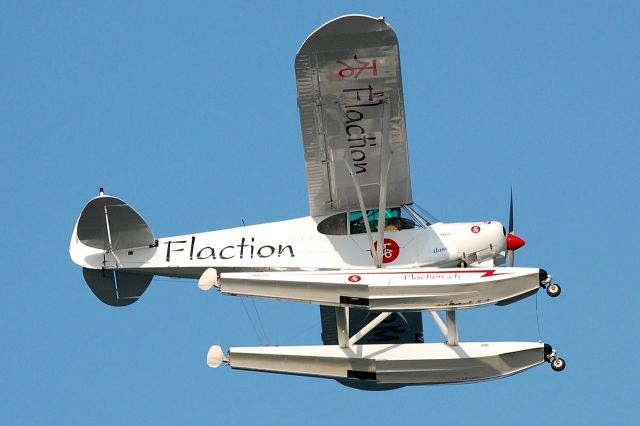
348,275,361,283
471,226,481,234
337,55,378,79
372,238,400,263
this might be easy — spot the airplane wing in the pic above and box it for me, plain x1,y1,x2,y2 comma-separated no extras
296,15,419,352
295,15,412,217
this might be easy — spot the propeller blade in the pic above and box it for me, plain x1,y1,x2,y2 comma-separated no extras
508,187,514,234
505,188,525,266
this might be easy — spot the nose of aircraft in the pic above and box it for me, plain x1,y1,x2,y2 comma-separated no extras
452,221,508,265
506,233,526,251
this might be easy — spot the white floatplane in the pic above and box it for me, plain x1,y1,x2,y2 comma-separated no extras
70,15,565,390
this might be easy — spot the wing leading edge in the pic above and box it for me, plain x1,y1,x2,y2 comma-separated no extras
295,15,412,217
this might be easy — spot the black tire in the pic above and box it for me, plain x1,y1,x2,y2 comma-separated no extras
547,283,561,297
551,357,566,372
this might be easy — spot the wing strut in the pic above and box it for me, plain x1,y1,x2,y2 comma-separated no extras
344,161,380,267
343,98,393,268
374,99,392,267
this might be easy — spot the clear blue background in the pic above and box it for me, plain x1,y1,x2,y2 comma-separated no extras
2,1,638,424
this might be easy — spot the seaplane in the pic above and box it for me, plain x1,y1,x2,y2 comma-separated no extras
69,15,566,390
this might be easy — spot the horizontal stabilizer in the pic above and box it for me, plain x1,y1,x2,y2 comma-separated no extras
77,194,155,251
83,268,153,306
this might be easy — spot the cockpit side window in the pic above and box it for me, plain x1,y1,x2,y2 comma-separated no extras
349,207,422,234
317,212,348,235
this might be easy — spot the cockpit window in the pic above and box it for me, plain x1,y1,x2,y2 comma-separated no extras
406,204,441,226
317,212,348,235
349,207,422,234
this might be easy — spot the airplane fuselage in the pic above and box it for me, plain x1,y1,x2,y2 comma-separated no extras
71,207,507,279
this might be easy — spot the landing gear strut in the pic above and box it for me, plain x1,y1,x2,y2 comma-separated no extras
540,271,561,297
544,344,566,372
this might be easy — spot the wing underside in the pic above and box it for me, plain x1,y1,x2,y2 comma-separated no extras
295,15,412,217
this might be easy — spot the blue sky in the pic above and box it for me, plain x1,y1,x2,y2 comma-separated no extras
2,1,638,424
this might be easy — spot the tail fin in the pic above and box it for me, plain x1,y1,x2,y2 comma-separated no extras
70,191,156,306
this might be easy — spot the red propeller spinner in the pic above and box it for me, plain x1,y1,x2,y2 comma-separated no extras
506,233,526,251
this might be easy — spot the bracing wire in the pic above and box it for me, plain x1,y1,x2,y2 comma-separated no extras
535,291,542,341
240,297,263,344
251,298,269,343
152,277,269,344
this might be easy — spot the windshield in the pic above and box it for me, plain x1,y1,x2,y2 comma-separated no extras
406,204,441,226
349,207,422,234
